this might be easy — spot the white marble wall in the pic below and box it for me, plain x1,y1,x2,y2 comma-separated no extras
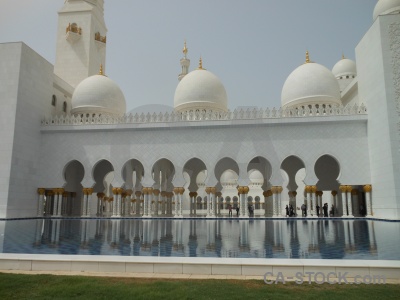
356,14,400,219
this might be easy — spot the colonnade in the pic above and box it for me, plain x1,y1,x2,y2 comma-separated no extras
36,184,373,218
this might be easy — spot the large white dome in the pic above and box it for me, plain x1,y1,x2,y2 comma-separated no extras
281,62,341,108
220,169,238,186
332,58,357,78
248,169,263,185
71,75,126,116
174,69,228,112
373,0,400,21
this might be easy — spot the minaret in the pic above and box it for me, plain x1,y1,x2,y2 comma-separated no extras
178,40,190,81
54,0,107,88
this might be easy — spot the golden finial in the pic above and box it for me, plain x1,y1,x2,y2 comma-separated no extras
342,52,345,60
183,40,188,57
198,56,204,70
99,64,104,76
305,50,310,64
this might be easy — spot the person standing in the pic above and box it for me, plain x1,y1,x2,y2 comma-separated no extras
236,206,240,217
285,205,289,217
228,205,232,217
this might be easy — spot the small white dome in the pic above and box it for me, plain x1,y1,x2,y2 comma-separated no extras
174,69,228,112
196,170,207,185
281,62,341,108
332,58,357,78
220,169,238,185
373,0,400,21
248,169,264,184
71,75,126,116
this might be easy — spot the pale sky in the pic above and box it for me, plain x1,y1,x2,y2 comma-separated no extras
0,0,377,111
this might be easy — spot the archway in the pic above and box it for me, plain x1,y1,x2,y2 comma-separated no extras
62,160,85,216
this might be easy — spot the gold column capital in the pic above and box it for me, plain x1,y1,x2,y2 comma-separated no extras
363,185,372,193
189,192,198,198
125,189,133,196
339,185,347,193
153,189,160,196
331,190,337,196
351,189,358,196
135,191,142,197
37,188,46,195
97,192,105,199
310,186,317,193
346,185,353,193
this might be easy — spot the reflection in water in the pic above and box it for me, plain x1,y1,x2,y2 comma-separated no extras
1,219,399,260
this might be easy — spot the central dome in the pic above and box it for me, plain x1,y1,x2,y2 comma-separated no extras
281,61,341,108
174,69,228,113
373,0,400,21
71,74,126,116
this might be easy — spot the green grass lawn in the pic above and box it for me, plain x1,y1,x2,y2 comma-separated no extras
0,273,399,300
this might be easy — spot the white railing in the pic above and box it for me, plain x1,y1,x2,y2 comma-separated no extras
41,103,367,126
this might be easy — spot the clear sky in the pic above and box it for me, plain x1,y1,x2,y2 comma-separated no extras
0,0,377,111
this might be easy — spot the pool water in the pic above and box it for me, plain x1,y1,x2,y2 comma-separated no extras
0,219,399,260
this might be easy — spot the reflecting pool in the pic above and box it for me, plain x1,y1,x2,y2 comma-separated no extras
0,219,399,260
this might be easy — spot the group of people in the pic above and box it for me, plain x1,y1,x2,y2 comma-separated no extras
316,203,330,217
285,204,296,217
299,203,335,217
228,205,240,217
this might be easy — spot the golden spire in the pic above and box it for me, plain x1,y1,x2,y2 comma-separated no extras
305,50,310,64
198,56,204,70
99,64,104,76
342,52,345,60
183,40,188,57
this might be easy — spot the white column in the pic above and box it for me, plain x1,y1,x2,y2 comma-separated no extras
347,186,354,217
364,185,373,217
56,189,64,217
111,188,118,217
52,189,59,216
306,187,312,217
179,189,184,216
81,188,88,217
86,189,93,217
272,187,278,217
277,186,283,217
193,193,197,216
135,192,141,216
340,186,348,217
174,188,180,218
153,190,160,216
37,188,45,217
263,191,269,216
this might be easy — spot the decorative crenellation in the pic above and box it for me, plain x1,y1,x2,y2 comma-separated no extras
389,23,400,153
42,103,367,127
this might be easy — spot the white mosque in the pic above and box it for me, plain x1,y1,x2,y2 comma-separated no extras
1,0,400,220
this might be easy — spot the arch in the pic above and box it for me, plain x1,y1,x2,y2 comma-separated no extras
215,157,239,186
280,155,306,191
121,159,144,190
247,156,272,189
183,157,207,191
92,159,114,195
314,154,341,190
62,160,85,216
152,158,175,191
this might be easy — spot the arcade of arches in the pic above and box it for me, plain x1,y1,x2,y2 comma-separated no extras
36,155,374,219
